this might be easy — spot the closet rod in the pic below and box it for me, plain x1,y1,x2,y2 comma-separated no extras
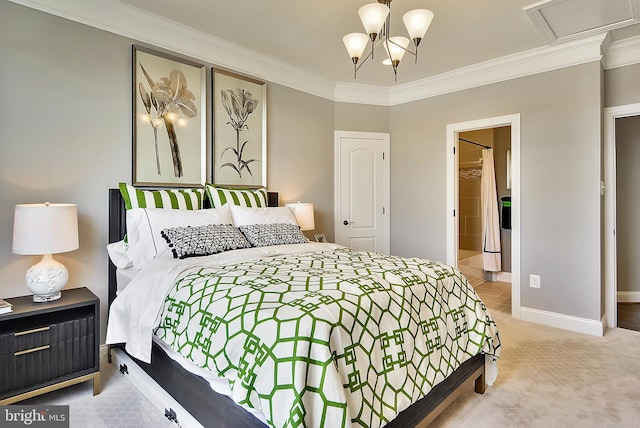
459,137,491,149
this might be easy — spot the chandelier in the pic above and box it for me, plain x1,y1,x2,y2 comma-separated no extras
343,1,434,81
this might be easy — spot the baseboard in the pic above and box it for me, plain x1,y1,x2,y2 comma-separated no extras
520,307,605,337
99,344,109,357
617,291,640,303
110,348,203,428
484,271,512,282
496,272,512,282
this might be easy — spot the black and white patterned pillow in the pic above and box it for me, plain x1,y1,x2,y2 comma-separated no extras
160,224,250,259
239,223,308,247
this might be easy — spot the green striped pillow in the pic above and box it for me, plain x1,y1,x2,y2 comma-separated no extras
119,183,204,210
205,184,268,208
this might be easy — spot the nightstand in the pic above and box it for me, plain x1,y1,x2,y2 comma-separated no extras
0,287,100,404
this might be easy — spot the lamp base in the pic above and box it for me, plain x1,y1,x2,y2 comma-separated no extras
25,254,68,303
33,291,62,303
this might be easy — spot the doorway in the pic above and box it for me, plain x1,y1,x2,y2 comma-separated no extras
457,128,512,289
604,104,640,330
446,114,521,319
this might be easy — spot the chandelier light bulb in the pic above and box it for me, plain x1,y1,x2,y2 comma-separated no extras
343,33,370,63
385,36,410,63
358,2,390,41
402,9,434,46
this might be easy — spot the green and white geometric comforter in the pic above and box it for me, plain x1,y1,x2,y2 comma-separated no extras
154,248,501,428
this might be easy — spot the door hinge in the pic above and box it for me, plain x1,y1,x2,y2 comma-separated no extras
453,209,456,217
383,152,385,160
383,207,386,215
164,408,178,423
453,147,456,154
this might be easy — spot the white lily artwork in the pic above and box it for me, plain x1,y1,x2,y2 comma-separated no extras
133,46,206,187
213,70,267,187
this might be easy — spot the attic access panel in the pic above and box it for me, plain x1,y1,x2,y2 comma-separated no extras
524,0,640,44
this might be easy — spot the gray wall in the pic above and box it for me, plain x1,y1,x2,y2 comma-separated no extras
615,115,640,293
389,63,603,321
334,102,390,133
0,1,131,343
604,63,640,108
268,85,335,239
0,2,335,342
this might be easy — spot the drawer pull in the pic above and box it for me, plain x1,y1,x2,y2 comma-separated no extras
15,326,50,337
15,345,50,356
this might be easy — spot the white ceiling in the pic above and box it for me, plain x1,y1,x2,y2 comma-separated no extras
114,0,640,87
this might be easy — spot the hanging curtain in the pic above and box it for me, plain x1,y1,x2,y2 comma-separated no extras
481,148,501,272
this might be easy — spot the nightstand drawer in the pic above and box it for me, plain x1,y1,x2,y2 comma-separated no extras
0,314,95,395
0,315,94,356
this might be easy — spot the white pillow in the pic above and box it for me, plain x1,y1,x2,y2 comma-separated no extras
229,205,298,227
107,240,132,269
126,205,232,269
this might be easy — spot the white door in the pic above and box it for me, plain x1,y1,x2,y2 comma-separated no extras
334,131,390,253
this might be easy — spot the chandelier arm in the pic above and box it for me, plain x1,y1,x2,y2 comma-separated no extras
387,38,417,57
355,48,375,73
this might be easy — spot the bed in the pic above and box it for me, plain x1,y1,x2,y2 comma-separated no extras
106,186,500,427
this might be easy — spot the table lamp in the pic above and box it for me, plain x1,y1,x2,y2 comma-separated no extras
285,202,315,231
12,202,79,302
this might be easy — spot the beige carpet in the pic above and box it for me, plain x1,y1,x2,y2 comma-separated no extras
20,312,640,427
431,312,640,427
21,349,173,428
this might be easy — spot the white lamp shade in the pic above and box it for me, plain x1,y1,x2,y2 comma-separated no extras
13,203,79,255
343,33,370,60
385,36,410,62
285,202,315,231
402,9,434,41
358,3,389,36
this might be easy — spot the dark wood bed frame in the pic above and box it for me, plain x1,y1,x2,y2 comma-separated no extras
107,188,486,427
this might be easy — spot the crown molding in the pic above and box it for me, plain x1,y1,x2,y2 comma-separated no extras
8,0,337,100
602,34,640,70
9,0,632,107
333,83,391,106
338,33,607,106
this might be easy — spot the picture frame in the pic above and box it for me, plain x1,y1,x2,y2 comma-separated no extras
314,234,327,243
132,45,207,187
213,69,267,187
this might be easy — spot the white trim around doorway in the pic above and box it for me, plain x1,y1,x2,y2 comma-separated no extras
604,103,640,328
446,114,521,319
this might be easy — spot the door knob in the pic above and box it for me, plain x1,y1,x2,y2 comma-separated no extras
343,220,349,225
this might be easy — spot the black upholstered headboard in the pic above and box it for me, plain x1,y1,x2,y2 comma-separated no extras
107,188,279,309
